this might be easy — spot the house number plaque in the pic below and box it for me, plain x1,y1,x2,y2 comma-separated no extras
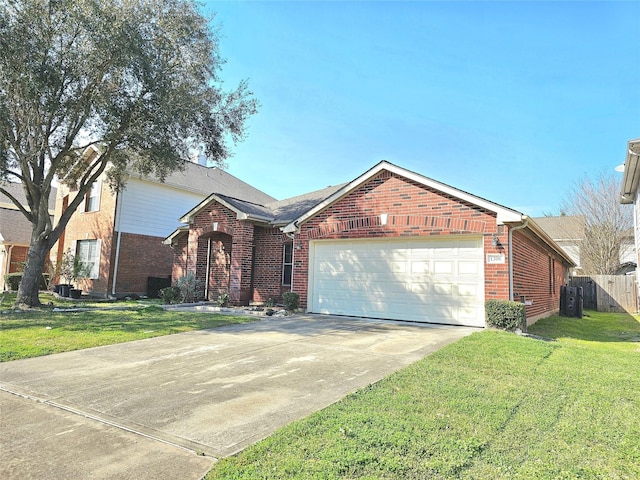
486,253,506,264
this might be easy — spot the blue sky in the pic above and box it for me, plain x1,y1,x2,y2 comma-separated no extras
201,1,639,216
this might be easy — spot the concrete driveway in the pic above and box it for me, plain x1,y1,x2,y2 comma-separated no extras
1,314,476,479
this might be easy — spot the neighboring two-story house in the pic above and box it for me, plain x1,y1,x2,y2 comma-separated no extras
52,146,275,298
1,183,56,291
532,215,584,274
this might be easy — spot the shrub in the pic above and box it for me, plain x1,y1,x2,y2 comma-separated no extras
217,293,230,307
282,292,299,312
5,273,22,290
485,299,526,331
175,272,203,303
159,286,181,304
4,273,49,291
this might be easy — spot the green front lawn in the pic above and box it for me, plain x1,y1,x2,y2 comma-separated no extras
207,311,640,479
0,293,256,362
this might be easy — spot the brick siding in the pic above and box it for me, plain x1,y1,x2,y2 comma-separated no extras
253,228,291,303
511,228,568,323
112,232,173,296
292,171,508,308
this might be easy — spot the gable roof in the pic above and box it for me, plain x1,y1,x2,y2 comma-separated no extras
166,160,574,265
282,161,523,233
176,160,533,229
177,183,346,226
620,138,640,204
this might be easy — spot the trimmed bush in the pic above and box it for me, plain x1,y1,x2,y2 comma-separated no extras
485,299,526,331
5,273,22,290
159,286,181,304
4,273,49,291
282,292,299,312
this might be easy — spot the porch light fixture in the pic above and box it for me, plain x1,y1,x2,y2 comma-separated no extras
492,234,500,247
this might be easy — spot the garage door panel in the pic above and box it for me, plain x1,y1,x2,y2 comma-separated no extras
433,283,453,295
459,261,479,275
433,261,454,274
310,237,485,327
457,283,480,297
410,283,432,294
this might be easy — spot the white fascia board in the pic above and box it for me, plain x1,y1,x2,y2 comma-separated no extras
282,161,523,232
179,194,273,224
179,194,214,223
163,226,189,245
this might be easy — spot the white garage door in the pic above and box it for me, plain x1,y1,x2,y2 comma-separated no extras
309,237,485,327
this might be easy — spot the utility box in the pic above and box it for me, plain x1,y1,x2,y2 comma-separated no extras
559,285,583,318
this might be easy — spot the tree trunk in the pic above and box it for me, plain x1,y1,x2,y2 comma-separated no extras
15,240,49,307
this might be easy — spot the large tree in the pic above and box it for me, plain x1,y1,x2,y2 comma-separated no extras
0,0,257,306
561,172,633,275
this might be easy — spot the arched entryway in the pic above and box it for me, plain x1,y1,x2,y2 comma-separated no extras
197,232,232,301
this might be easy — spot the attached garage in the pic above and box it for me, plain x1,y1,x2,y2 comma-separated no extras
173,159,575,328
308,236,485,326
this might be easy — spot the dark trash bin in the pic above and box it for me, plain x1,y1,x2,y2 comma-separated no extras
559,285,583,318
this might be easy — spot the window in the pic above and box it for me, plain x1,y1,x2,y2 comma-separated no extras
76,239,101,279
84,181,101,212
282,243,293,286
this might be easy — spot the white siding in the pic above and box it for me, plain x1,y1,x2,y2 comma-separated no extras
117,179,206,237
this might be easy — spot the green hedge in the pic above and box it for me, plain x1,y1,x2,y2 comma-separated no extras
282,292,299,311
485,299,526,331
4,273,49,291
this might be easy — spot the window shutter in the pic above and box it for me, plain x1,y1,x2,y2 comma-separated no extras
79,192,86,213
93,239,102,279
94,180,102,212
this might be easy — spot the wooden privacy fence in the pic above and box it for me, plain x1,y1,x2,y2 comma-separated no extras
569,275,638,313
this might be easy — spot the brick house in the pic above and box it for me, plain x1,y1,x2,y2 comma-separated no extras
52,146,275,297
166,161,574,327
1,183,56,290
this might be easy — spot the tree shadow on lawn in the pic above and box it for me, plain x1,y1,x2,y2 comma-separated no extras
528,309,640,343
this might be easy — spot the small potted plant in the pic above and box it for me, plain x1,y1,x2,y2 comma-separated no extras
69,255,91,299
57,250,74,297
58,250,90,298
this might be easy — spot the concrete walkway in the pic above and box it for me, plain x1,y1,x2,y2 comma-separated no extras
1,314,476,479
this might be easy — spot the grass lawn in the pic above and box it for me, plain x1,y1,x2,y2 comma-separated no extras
0,292,256,362
207,310,640,479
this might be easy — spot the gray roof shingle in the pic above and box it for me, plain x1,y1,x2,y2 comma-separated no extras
532,216,585,241
1,183,56,245
133,162,277,205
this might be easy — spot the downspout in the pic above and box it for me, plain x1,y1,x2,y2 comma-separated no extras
204,237,212,300
508,215,529,301
111,191,125,296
